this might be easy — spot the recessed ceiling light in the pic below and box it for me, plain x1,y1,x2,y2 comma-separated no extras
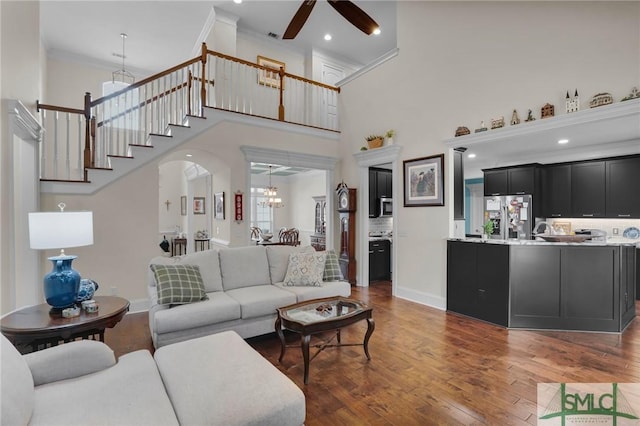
468,153,476,158
558,139,569,144
186,154,193,157
373,28,381,35
324,34,332,41
233,0,242,4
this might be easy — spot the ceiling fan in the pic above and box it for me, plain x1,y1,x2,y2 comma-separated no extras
283,0,379,40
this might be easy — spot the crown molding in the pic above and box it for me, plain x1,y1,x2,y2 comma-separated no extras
240,146,339,171
336,47,399,87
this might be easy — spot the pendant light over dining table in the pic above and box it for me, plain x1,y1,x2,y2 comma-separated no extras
260,165,284,208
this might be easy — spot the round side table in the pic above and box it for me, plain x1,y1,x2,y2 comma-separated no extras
1,296,129,354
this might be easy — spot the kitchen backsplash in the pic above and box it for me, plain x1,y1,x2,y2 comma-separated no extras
370,217,393,233
547,218,640,238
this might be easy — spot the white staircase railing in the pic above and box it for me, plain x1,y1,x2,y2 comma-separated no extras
36,43,340,183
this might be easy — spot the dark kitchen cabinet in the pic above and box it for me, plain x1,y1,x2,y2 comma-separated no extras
510,246,562,328
511,245,628,332
369,239,391,282
606,156,640,218
571,161,605,217
483,165,539,196
542,164,572,218
507,167,536,195
368,167,392,217
483,169,508,196
447,241,509,326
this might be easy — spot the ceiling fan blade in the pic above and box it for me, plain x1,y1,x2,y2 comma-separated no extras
327,0,379,35
283,0,317,40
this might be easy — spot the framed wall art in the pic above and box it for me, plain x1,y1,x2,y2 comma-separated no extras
193,197,206,215
403,154,445,207
214,192,225,220
257,55,285,89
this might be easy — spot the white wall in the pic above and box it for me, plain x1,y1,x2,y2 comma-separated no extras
1,1,45,313
338,1,640,308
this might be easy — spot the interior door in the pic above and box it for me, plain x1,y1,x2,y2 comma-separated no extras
321,63,344,129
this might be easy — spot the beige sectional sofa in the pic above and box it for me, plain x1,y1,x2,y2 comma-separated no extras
1,330,306,425
148,245,351,348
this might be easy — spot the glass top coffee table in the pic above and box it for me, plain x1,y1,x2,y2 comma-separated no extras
275,296,374,384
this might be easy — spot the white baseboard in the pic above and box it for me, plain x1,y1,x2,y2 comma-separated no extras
394,286,446,311
127,298,150,314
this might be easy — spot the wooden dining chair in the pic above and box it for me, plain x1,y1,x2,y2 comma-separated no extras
250,227,261,244
280,228,300,246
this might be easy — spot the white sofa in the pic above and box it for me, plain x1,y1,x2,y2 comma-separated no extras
1,331,306,425
148,245,351,348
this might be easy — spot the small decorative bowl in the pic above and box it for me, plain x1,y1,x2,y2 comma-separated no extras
261,233,273,241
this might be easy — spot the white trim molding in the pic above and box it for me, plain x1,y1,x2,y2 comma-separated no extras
353,145,402,291
336,48,399,87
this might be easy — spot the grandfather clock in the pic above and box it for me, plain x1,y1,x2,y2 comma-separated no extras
336,182,356,284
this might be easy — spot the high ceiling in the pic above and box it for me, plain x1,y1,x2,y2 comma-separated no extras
40,1,397,77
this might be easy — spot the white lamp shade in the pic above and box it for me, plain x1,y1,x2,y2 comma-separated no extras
28,211,94,250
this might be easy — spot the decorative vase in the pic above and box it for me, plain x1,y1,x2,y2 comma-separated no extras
76,279,99,302
386,137,394,145
44,256,81,310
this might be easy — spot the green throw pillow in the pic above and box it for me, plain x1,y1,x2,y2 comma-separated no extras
150,264,209,305
323,250,344,281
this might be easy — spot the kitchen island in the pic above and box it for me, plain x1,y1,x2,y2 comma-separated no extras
446,238,637,332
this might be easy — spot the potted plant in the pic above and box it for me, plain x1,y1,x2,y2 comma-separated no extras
385,129,395,145
482,220,494,240
366,135,384,149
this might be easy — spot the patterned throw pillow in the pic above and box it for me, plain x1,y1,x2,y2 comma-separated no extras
150,264,209,305
323,250,344,281
283,252,327,287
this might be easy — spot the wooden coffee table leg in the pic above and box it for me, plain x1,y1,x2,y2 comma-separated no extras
363,318,375,360
302,334,311,385
275,316,286,362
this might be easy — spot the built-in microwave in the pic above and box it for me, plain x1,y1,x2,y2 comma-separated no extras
379,198,393,217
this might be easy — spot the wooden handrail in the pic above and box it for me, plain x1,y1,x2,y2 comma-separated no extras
90,57,201,108
36,101,84,115
207,49,340,92
95,81,190,128
37,42,341,184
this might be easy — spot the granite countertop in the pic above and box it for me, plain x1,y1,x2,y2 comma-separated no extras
448,237,640,247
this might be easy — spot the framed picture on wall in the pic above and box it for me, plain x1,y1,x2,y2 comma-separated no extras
257,55,285,89
403,154,445,207
180,196,187,216
193,197,206,215
214,192,225,220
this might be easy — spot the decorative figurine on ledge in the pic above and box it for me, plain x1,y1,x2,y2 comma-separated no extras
525,109,536,122
455,126,470,137
621,87,639,102
510,109,521,125
565,89,580,113
474,121,488,133
541,103,555,119
491,116,505,129
589,92,613,108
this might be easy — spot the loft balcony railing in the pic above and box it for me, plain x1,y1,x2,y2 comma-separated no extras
36,43,341,182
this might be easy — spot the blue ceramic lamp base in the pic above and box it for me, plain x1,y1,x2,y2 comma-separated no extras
44,255,81,314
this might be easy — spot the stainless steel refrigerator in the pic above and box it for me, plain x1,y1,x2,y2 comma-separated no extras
483,194,534,240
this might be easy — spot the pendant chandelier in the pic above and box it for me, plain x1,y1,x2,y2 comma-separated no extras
260,165,284,208
112,33,135,85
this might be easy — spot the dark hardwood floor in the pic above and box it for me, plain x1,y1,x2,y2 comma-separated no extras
105,282,640,425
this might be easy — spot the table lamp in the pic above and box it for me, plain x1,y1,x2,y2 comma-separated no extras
28,203,94,313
